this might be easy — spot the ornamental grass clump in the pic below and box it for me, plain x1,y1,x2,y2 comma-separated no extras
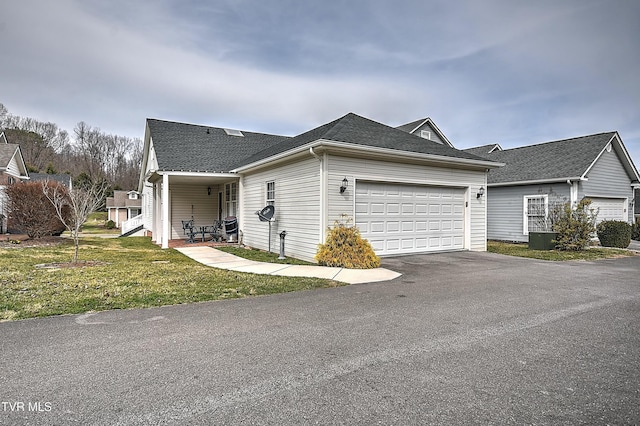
316,217,380,269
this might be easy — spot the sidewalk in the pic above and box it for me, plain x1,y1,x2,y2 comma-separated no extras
175,246,402,284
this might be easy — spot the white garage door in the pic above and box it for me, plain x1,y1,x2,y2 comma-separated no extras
589,197,626,223
355,182,465,255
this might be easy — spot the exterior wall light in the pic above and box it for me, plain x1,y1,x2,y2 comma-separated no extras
340,177,348,194
477,186,485,199
207,186,212,196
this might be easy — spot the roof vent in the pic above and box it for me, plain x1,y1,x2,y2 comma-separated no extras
420,130,432,140
224,128,244,137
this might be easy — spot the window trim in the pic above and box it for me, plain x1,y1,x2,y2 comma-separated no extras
266,180,275,206
225,182,237,217
523,194,549,234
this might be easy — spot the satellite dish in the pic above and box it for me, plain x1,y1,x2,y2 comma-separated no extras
258,205,275,222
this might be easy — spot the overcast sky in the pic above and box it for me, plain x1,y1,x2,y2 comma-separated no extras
2,0,639,165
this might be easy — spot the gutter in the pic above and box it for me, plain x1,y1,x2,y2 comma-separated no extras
489,176,586,187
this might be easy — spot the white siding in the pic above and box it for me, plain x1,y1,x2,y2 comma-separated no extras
6,154,22,177
141,183,153,231
141,140,159,232
0,186,7,217
487,184,571,242
169,183,221,239
327,155,488,252
580,148,634,223
242,157,321,262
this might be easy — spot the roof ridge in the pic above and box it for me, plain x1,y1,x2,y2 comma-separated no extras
496,131,616,153
146,118,288,138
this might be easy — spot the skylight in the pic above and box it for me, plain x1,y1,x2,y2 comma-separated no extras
224,128,244,137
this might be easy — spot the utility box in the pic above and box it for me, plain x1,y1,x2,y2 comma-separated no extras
528,232,558,250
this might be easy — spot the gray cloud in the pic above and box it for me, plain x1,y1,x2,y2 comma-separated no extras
1,0,638,164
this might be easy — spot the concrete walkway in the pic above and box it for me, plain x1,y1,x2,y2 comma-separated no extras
175,246,401,284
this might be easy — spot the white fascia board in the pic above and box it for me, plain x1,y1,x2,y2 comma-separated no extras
233,139,503,172
157,171,238,178
138,122,152,192
489,177,583,187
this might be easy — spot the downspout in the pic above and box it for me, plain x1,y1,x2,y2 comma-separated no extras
567,179,578,207
310,147,327,245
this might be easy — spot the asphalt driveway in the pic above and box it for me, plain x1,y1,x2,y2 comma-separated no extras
1,251,639,425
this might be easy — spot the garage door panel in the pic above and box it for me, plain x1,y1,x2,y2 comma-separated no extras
401,221,414,232
356,182,465,255
387,203,400,214
589,197,626,223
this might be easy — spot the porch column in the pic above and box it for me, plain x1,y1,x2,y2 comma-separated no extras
237,175,244,234
162,173,170,249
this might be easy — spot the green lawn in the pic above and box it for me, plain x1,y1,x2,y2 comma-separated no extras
0,237,341,321
216,246,313,265
488,240,635,261
79,211,120,235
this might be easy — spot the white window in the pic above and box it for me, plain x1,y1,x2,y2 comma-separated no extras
225,182,237,217
128,192,138,200
524,195,548,233
266,181,275,206
420,130,432,140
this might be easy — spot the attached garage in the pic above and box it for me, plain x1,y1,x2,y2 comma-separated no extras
589,197,627,223
355,181,466,255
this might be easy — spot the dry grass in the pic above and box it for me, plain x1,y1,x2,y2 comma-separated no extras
0,236,341,321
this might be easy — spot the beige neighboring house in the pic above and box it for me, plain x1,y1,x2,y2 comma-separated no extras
0,131,30,233
106,190,142,228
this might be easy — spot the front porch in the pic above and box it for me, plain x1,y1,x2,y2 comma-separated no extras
145,171,241,249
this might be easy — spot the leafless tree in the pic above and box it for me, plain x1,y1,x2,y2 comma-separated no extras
43,179,110,263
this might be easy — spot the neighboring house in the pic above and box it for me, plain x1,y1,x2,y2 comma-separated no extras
0,131,30,233
106,190,142,228
29,173,73,189
395,117,455,147
465,132,640,242
139,113,501,262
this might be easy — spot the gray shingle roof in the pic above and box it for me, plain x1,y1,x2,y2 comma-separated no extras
147,119,290,172
240,113,488,167
472,132,617,184
29,173,72,188
0,144,20,169
463,144,502,157
395,118,426,133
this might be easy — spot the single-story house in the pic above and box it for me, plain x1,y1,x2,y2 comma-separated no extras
138,113,502,262
0,131,30,233
106,190,142,228
465,132,640,242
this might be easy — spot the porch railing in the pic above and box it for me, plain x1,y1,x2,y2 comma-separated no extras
121,214,144,235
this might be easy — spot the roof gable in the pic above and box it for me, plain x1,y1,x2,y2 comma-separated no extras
0,143,29,178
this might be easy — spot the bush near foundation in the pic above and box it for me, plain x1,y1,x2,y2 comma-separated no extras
632,221,640,241
6,181,70,238
597,220,632,248
316,217,380,269
552,198,597,251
